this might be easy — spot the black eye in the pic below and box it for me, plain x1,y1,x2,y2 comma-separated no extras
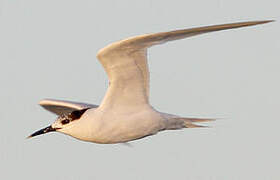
70,108,88,120
61,119,70,125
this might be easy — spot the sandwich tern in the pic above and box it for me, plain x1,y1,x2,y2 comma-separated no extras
28,20,273,144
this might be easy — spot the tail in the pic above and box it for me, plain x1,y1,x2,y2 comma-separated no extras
160,112,215,130
174,117,215,128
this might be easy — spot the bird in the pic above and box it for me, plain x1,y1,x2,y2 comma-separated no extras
28,20,273,144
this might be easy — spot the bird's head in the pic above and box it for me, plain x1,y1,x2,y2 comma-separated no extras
27,108,89,139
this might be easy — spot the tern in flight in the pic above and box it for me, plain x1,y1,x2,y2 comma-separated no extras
28,20,272,144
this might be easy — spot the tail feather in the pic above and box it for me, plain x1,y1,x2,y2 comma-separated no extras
173,117,215,128
160,112,215,129
184,123,209,128
178,117,216,122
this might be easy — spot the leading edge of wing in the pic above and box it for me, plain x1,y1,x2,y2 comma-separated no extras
98,20,274,57
39,99,99,116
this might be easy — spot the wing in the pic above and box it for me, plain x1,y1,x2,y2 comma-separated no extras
97,20,272,110
39,99,99,115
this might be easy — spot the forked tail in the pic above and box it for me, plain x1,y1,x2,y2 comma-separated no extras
174,117,215,128
160,113,215,130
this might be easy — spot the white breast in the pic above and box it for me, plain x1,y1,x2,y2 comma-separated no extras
74,106,165,143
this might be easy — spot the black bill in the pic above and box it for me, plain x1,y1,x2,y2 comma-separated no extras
27,125,59,139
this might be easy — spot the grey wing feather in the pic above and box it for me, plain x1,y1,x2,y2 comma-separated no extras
39,99,99,115
118,20,273,49
97,20,273,109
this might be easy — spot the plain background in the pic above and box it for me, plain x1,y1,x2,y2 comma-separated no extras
0,0,279,179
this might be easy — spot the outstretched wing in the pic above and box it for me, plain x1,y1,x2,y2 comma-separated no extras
39,99,99,115
97,20,272,110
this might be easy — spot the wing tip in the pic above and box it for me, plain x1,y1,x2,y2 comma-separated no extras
38,98,56,106
213,19,275,30
253,20,275,25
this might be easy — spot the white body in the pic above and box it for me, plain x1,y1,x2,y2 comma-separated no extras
65,106,164,143
35,20,272,144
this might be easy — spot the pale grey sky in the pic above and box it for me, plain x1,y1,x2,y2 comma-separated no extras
0,0,279,179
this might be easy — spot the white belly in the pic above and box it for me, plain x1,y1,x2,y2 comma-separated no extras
73,106,165,144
